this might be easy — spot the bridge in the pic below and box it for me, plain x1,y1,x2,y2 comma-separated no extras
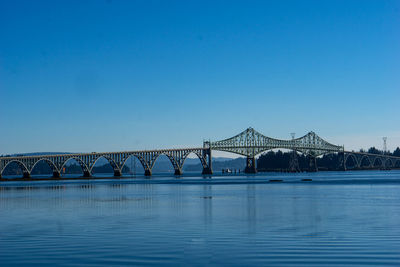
1,127,399,179
0,148,212,179
206,128,400,172
342,151,400,171
205,127,345,173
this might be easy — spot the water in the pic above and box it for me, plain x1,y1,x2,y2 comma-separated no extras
1,171,400,266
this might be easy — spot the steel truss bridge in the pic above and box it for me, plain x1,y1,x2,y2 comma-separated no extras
1,127,399,179
206,128,400,173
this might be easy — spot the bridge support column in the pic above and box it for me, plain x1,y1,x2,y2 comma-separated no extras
342,153,347,171
202,148,213,175
144,169,152,176
23,172,31,179
308,157,318,172
113,169,122,177
244,156,257,174
83,170,91,178
174,168,182,176
202,167,212,175
52,171,61,178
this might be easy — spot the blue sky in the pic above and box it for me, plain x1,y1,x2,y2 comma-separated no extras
0,0,399,155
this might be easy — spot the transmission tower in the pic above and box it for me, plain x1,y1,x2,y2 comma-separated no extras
383,137,387,155
289,133,300,172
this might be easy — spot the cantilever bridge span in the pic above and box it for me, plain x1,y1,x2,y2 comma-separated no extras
205,127,344,173
206,128,400,172
1,127,399,179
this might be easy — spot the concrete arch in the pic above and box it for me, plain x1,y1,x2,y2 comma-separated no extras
30,158,59,173
89,156,119,172
373,157,383,167
121,154,149,174
181,151,208,170
385,158,394,168
394,159,400,168
150,153,182,175
1,160,30,178
345,154,358,168
60,157,91,177
359,155,372,168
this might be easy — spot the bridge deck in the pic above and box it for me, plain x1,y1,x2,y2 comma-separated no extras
0,148,206,160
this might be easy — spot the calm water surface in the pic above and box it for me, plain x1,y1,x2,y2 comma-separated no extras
1,171,400,266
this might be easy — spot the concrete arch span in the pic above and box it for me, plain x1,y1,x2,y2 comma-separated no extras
385,158,394,168
344,154,359,169
181,151,208,170
373,157,384,168
118,150,212,176
359,155,372,168
121,154,150,176
60,157,91,177
1,160,30,178
395,159,400,168
30,158,60,178
89,155,121,176
149,153,181,175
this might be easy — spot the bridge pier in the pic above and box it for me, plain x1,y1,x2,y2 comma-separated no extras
339,152,346,171
201,148,213,175
202,167,213,175
113,169,122,177
308,156,318,172
174,168,182,176
23,172,31,179
83,170,92,178
244,156,257,174
144,169,152,176
52,171,61,178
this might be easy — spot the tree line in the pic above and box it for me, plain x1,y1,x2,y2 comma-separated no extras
257,147,400,172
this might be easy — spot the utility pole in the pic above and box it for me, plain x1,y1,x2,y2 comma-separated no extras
383,137,387,155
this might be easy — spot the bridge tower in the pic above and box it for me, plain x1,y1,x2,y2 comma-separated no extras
308,151,318,172
309,156,317,172
245,156,257,173
201,143,213,175
289,133,300,172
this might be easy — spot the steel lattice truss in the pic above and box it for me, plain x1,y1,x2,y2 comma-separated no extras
205,127,344,157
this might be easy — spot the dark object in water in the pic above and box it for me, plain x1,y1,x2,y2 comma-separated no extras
269,179,283,182
301,178,312,181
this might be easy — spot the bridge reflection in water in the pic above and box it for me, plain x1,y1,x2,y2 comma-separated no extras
1,127,399,179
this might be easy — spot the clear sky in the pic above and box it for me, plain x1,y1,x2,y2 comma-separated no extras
0,0,399,155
